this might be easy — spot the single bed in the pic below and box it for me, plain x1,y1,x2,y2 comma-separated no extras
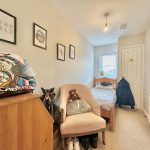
91,77,117,131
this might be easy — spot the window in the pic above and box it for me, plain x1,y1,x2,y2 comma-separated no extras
100,54,117,79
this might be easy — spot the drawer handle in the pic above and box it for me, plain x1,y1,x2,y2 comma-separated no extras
45,138,47,143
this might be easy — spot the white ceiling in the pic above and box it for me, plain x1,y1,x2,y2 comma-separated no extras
51,0,150,46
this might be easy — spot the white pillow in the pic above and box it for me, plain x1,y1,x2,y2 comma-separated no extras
103,85,113,90
95,84,113,90
95,84,104,89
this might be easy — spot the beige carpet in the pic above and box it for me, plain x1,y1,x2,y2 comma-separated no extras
92,107,150,150
60,107,150,150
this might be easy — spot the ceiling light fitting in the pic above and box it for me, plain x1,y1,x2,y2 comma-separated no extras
104,12,109,32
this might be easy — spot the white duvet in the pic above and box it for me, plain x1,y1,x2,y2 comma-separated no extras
91,87,117,111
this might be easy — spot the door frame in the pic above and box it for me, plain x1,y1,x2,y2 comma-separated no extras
119,44,144,110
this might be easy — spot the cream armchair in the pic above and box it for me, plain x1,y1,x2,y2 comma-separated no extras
60,84,106,149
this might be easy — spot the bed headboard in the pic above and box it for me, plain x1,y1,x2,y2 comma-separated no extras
94,77,117,88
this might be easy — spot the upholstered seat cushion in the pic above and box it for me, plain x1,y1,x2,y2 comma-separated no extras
60,112,106,136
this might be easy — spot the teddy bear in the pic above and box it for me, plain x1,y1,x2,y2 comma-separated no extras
68,89,81,102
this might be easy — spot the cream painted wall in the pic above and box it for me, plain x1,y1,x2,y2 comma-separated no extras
118,33,145,48
0,0,94,94
118,33,145,80
94,43,118,78
144,27,150,118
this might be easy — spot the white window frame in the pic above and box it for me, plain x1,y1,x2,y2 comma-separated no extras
99,53,118,79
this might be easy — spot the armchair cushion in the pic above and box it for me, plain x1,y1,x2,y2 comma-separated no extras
60,112,106,136
66,99,91,116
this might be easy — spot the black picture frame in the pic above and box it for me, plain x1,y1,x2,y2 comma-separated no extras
57,43,65,61
69,44,75,59
33,23,47,50
0,9,17,44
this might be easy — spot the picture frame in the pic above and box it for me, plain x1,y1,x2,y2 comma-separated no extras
69,44,75,59
0,9,17,44
57,43,65,61
33,23,47,50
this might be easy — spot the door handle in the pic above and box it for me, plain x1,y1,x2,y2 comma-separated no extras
129,59,133,62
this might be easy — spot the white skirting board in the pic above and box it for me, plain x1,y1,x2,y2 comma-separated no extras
143,93,150,123
149,94,150,122
144,109,150,123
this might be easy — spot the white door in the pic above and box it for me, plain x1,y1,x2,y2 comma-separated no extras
121,45,143,109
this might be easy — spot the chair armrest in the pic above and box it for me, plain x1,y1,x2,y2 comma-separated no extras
60,107,66,123
83,86,101,116
60,87,68,123
60,96,67,123
92,104,101,116
90,98,101,116
82,90,100,116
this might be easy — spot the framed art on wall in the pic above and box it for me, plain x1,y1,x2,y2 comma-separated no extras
57,43,65,61
33,23,47,50
0,9,17,44
69,44,75,59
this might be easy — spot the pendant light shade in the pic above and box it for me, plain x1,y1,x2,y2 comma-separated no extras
104,12,109,32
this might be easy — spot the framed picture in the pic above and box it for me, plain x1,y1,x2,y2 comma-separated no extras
0,9,17,44
33,23,47,50
57,43,65,61
69,45,75,59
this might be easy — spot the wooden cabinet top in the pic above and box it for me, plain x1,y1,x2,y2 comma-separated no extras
0,93,39,107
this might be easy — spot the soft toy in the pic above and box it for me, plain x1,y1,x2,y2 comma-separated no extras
40,87,61,132
68,89,81,102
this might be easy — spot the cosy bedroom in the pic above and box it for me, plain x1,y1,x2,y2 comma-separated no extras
0,0,150,150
